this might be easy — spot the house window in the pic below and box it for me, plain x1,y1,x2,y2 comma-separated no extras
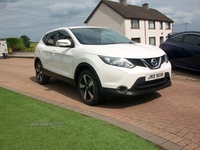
149,37,156,45
160,22,163,29
131,19,139,29
149,21,155,29
160,36,164,44
166,22,171,29
131,38,140,43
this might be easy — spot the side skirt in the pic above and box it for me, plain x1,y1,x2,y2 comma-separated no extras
43,68,75,85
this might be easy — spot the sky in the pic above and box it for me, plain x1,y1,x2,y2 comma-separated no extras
0,0,200,41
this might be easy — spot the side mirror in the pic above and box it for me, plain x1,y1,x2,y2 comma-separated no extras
57,39,73,47
198,42,200,46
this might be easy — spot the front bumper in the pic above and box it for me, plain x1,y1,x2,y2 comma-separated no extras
100,72,171,97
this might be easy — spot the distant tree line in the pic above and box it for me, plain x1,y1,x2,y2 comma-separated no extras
7,35,31,52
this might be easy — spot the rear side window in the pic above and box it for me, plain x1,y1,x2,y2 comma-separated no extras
42,32,56,46
183,34,200,46
172,35,183,42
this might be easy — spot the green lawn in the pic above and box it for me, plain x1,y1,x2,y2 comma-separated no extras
26,42,38,51
0,87,161,150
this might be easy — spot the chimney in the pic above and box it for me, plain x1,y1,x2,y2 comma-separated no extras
142,3,149,9
119,0,127,6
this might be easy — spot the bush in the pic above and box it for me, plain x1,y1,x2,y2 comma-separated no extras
7,38,26,51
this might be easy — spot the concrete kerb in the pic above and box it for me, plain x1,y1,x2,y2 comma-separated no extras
8,52,35,58
0,84,185,150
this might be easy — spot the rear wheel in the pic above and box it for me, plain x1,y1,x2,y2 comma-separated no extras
35,61,50,84
78,70,103,106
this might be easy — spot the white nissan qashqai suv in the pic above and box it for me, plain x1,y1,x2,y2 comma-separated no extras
34,26,172,105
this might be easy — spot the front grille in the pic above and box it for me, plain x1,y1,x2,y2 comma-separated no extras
127,55,166,69
128,59,145,67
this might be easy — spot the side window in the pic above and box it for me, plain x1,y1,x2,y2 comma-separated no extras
183,34,200,46
43,32,56,46
172,35,183,42
56,30,72,46
57,30,71,41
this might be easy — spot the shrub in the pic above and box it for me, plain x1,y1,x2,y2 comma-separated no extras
7,38,26,51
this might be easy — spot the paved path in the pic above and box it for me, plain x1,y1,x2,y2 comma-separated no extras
0,58,200,150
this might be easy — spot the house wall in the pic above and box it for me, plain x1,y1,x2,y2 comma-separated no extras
86,3,173,47
86,3,125,35
125,20,172,46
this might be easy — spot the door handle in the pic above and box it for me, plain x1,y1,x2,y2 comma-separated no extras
38,47,43,53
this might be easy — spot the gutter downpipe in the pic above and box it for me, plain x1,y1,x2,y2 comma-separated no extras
144,18,147,45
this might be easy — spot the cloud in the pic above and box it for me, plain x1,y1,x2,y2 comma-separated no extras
47,3,86,18
0,0,18,2
0,0,199,41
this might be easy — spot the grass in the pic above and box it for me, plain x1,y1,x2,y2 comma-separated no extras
0,87,161,150
25,42,38,51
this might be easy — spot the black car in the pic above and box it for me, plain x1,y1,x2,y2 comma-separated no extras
160,31,200,71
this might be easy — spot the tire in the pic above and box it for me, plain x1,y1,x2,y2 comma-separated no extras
77,70,103,106
35,61,50,84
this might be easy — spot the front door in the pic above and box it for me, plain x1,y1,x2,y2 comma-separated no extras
51,30,74,78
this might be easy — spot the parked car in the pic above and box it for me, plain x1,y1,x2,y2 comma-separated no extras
160,31,200,72
34,26,172,105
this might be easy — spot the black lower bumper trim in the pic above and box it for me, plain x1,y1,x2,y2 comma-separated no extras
100,73,172,97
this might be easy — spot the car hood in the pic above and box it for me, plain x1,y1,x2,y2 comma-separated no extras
81,43,165,58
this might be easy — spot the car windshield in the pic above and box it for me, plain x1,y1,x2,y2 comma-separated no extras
70,28,134,45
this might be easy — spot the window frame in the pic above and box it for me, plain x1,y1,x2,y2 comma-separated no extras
160,36,164,44
131,19,140,29
149,37,156,45
148,21,155,29
42,32,57,46
165,22,171,30
160,22,163,29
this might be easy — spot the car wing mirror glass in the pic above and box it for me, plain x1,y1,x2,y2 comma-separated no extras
57,39,73,47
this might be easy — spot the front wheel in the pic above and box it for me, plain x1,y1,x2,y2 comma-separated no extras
35,61,50,84
77,70,103,106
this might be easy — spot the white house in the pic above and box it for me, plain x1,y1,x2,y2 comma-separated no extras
84,0,174,47
0,39,8,57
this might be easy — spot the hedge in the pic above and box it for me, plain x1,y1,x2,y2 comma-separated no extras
7,38,26,51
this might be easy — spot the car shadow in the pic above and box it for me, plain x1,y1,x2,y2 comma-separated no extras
30,76,162,108
30,76,81,102
98,92,161,109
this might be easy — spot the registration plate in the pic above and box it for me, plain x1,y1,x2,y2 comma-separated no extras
145,72,165,81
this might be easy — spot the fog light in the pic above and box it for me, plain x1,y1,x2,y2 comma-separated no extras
117,86,128,93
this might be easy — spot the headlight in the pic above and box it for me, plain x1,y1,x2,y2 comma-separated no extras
165,54,169,63
99,56,135,68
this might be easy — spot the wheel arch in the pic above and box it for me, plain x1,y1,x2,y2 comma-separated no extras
74,63,102,88
34,57,42,69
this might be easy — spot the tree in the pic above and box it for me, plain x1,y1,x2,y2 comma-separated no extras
21,35,30,48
